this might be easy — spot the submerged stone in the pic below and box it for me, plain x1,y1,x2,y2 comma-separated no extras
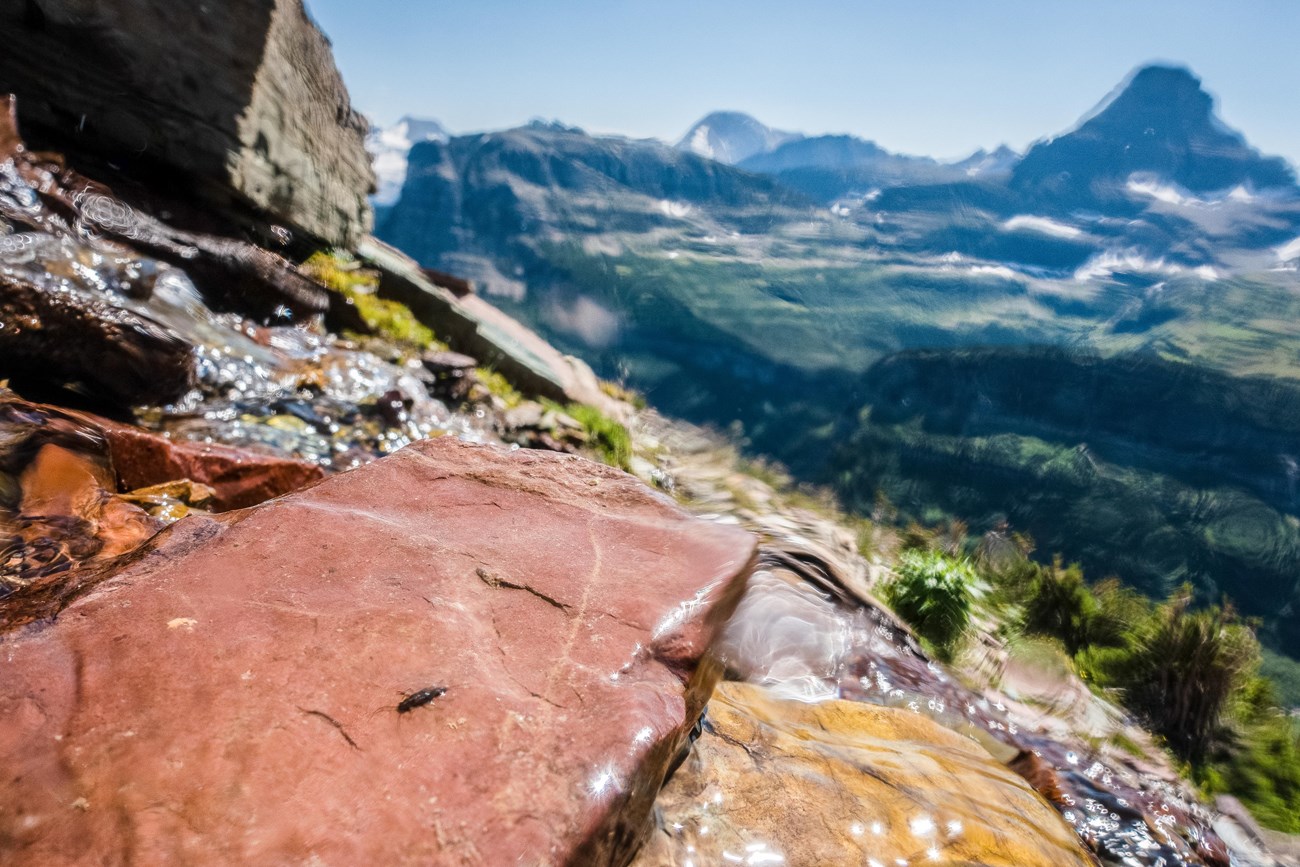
0,392,160,600
0,437,756,864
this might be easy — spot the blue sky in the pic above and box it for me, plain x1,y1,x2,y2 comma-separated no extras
305,0,1300,164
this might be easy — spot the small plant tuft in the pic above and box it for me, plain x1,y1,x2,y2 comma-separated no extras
566,402,632,470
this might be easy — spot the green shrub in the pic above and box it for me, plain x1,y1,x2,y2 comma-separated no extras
1087,578,1155,649
884,550,976,657
1021,557,1098,655
1092,591,1260,762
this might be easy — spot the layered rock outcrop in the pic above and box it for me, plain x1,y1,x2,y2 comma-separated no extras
0,437,756,864
0,0,374,246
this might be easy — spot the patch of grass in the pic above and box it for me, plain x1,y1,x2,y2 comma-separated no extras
736,455,790,490
1006,635,1075,678
566,402,632,471
1108,731,1147,759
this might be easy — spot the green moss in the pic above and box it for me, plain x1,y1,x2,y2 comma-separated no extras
598,379,647,410
475,367,524,409
304,250,442,350
351,294,439,348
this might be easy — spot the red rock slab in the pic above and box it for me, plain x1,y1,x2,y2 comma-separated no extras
87,416,326,511
0,438,756,866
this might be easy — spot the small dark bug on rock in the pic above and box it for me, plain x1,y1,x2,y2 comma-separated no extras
397,686,447,714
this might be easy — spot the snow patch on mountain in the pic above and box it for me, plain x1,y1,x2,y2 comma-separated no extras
367,116,449,206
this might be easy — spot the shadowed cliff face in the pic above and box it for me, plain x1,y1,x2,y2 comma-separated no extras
0,0,374,245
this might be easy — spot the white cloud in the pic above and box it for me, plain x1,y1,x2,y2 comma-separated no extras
1002,215,1082,239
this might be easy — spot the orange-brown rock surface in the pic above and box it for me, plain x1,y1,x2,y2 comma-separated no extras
0,393,160,595
0,437,756,865
635,681,1097,867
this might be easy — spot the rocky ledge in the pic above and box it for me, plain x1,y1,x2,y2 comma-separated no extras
0,437,756,864
0,0,374,247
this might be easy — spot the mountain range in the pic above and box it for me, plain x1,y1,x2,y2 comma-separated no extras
370,64,1300,657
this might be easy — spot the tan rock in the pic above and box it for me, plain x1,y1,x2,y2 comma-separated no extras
635,681,1096,867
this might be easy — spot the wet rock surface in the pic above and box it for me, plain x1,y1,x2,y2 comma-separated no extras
0,102,495,467
0,94,330,321
89,414,324,511
0,0,374,246
715,550,1230,866
635,681,1095,867
0,437,756,865
0,267,197,405
0,392,160,599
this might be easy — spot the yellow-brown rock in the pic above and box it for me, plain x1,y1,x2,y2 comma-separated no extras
635,681,1096,867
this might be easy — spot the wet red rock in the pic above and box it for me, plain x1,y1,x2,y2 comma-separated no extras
0,438,756,865
88,416,326,511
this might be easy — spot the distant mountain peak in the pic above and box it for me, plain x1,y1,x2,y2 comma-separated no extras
526,118,586,135
1077,64,1214,135
675,111,802,165
951,144,1020,178
367,116,449,206
1013,64,1296,201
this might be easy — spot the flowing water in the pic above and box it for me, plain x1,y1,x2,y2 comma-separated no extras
0,151,495,473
